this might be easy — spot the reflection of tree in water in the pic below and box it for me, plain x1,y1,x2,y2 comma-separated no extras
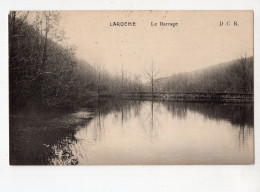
48,100,253,163
10,99,159,165
96,99,142,123
162,101,253,145
134,100,161,141
92,99,159,140
162,102,253,128
150,100,157,141
10,99,254,165
91,112,104,142
10,111,92,165
50,137,78,165
238,124,253,147
90,99,105,142
75,99,143,145
163,102,188,119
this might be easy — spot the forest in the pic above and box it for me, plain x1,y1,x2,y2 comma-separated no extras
9,11,254,111
9,11,142,111
155,57,254,94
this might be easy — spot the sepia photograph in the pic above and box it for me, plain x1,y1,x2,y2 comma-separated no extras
9,10,254,165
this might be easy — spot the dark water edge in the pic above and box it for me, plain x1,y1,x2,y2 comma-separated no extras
9,98,122,165
9,99,254,165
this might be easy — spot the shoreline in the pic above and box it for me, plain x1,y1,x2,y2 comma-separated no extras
101,92,254,103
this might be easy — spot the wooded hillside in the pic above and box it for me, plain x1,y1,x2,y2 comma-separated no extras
154,57,253,93
9,11,141,111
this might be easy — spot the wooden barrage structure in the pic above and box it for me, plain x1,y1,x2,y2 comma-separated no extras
121,92,253,103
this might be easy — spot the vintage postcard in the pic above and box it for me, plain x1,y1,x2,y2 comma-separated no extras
9,11,254,165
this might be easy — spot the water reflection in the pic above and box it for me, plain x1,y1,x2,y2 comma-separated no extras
10,99,254,165
10,110,92,165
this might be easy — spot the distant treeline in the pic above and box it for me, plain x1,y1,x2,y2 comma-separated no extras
155,57,254,93
9,11,142,111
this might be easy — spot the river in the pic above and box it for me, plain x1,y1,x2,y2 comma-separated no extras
10,99,254,165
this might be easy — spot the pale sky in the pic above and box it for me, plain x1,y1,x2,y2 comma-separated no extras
29,11,254,79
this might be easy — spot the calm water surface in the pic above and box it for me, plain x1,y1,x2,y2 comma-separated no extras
10,100,254,165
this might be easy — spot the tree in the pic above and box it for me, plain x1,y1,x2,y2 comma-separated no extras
230,55,253,93
94,60,105,96
120,64,125,92
33,11,64,68
144,60,160,95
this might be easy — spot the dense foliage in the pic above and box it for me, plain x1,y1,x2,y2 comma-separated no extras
9,11,142,111
155,57,254,93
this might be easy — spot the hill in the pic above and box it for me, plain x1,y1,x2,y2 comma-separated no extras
153,57,253,93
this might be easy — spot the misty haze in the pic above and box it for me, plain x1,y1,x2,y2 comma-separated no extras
9,11,254,165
